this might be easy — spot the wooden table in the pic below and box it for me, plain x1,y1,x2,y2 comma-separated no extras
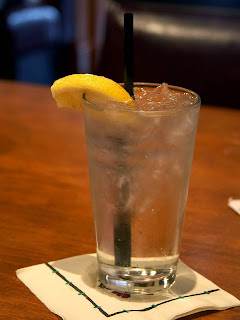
0,80,239,319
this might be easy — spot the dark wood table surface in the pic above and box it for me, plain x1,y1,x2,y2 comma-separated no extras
0,80,239,319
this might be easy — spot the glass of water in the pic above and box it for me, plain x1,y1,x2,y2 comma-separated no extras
82,83,200,294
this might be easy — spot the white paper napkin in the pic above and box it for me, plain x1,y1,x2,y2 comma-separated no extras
16,254,239,320
228,197,240,215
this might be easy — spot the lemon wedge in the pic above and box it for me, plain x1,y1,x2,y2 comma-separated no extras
51,74,134,109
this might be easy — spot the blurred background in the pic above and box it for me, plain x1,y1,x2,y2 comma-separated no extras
0,0,240,107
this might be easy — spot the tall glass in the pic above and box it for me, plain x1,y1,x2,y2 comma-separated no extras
82,83,200,294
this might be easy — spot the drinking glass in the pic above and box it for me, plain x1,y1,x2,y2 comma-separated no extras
82,83,200,294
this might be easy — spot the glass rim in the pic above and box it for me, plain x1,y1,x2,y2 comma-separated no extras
83,82,201,114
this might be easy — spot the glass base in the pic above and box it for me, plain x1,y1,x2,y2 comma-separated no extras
99,263,176,295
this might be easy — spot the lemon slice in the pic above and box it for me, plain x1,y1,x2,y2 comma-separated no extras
51,74,134,109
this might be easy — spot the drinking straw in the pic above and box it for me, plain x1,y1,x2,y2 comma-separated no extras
124,13,134,98
114,13,134,267
114,175,131,267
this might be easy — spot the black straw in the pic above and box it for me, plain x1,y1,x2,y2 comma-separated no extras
114,176,131,267
124,13,134,98
113,13,134,268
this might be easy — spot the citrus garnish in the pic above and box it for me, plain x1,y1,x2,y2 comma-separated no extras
51,74,134,109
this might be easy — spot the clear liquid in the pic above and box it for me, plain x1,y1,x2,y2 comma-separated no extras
83,84,200,294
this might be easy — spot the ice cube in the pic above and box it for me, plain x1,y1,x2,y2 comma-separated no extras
135,83,198,111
